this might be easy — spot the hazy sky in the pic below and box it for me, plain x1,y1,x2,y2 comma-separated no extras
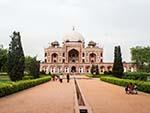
0,0,150,62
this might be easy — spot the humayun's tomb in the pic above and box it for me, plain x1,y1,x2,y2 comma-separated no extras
40,30,136,74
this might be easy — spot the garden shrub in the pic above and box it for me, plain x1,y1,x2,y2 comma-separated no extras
104,71,112,75
0,76,51,97
123,72,150,81
100,76,150,93
48,72,51,75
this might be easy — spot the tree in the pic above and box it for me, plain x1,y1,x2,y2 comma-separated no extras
29,57,40,78
8,31,25,81
131,46,150,72
90,65,95,74
25,56,40,78
0,46,7,72
90,64,99,75
95,65,99,75
112,46,124,78
25,56,33,74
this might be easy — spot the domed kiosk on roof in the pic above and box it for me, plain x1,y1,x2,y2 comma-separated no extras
51,41,59,47
88,41,96,47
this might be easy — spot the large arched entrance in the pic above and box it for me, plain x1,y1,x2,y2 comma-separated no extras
68,49,79,63
71,66,76,73
51,53,58,63
89,53,96,63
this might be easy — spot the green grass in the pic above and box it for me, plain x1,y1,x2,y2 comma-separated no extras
86,73,102,78
0,76,11,83
0,74,49,82
85,74,94,78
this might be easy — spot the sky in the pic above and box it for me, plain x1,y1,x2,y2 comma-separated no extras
0,0,150,62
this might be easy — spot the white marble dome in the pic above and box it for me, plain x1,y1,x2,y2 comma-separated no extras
63,31,84,42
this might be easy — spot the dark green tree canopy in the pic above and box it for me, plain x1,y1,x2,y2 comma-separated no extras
131,46,150,72
8,31,25,81
112,46,124,78
90,64,99,75
0,46,7,72
25,56,40,78
25,56,33,73
29,57,40,78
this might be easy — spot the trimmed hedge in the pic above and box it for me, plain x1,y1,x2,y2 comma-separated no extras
100,76,150,93
0,76,51,97
123,72,150,81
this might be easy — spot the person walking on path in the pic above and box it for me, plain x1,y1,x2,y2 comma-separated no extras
59,74,63,83
66,73,70,83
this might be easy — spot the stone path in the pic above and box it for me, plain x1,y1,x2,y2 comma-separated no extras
0,75,150,113
77,76,150,113
0,79,74,113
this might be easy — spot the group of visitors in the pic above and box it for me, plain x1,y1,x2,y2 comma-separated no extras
125,83,138,94
51,73,70,83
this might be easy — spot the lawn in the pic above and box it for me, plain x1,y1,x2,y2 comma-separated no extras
0,76,11,82
0,74,50,85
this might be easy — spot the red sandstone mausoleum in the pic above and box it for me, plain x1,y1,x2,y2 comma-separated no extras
40,30,136,74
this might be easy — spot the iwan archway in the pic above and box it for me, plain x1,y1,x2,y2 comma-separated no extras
68,49,79,63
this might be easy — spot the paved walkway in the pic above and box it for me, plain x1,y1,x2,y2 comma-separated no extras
77,76,150,113
0,79,74,113
0,76,150,113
